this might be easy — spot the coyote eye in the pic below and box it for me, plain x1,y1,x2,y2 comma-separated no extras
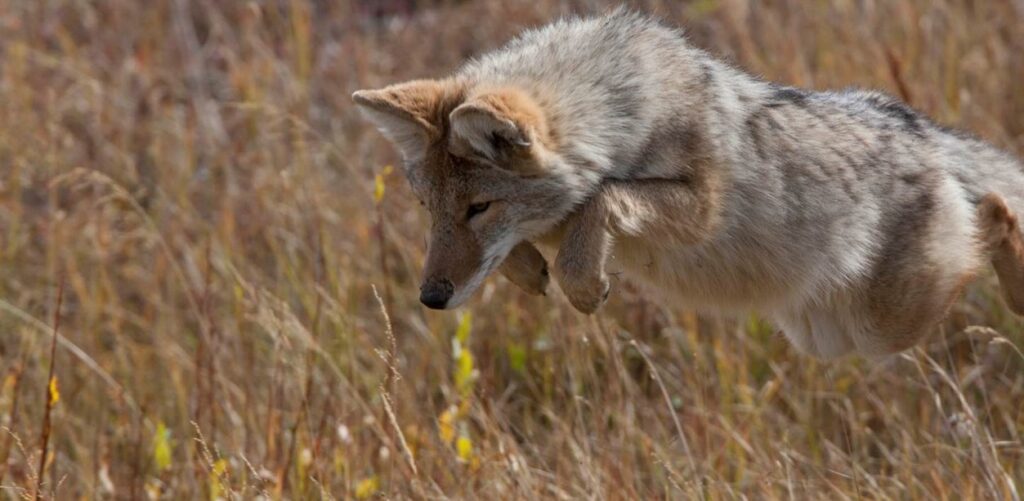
466,201,491,220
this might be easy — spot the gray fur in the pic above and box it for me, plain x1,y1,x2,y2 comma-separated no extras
356,9,1024,358
462,10,1024,357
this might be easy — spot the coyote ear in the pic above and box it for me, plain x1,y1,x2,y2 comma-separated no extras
449,88,547,171
352,80,449,160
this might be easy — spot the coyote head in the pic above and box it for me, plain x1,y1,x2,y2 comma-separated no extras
353,80,588,309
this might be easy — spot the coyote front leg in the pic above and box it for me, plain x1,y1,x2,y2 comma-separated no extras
499,242,550,296
555,177,720,314
553,194,613,314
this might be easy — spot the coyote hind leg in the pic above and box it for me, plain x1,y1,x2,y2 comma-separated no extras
978,193,1024,315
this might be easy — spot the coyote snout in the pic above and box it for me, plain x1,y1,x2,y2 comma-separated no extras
419,277,454,309
417,216,492,310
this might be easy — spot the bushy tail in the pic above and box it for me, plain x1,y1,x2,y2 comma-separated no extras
978,193,1024,315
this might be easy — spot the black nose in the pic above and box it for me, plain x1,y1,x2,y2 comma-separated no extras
420,278,454,309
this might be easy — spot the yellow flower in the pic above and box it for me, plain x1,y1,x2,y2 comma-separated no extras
438,406,457,444
456,435,473,463
454,349,475,398
455,312,472,344
152,422,173,471
373,174,386,204
373,165,393,204
355,476,379,499
209,458,228,500
48,376,60,405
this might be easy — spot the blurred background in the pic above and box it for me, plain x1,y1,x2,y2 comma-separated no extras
1,0,1023,498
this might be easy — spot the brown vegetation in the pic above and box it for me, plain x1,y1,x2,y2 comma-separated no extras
0,0,1022,498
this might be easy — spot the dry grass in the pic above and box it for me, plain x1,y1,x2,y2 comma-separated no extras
1,0,1023,498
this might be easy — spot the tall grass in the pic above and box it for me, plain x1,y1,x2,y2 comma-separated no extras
0,0,1022,498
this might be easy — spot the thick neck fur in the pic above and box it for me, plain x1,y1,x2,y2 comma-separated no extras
457,10,725,182
456,10,1023,213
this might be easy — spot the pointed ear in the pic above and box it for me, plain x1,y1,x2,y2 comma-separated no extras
448,88,548,170
352,80,449,160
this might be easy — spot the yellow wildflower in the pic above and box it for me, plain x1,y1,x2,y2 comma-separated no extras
48,376,59,405
355,476,379,499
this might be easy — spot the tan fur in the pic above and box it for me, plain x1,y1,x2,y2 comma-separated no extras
846,193,1024,354
354,79,573,308
541,173,726,313
462,87,553,146
354,11,1024,358
352,80,465,161
499,242,550,296
351,79,456,137
549,192,612,313
449,87,553,175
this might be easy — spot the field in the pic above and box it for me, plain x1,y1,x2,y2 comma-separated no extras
1,0,1024,498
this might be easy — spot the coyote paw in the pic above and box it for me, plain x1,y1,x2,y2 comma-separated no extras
499,242,550,296
506,262,550,296
554,263,610,314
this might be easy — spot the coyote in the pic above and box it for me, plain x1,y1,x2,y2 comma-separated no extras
353,10,1024,358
